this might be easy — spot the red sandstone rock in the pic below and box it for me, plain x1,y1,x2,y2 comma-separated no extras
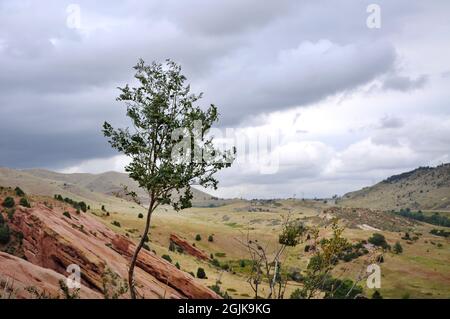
0,251,101,299
0,200,219,299
169,233,211,261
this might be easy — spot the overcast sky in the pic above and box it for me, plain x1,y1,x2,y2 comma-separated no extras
1,0,450,198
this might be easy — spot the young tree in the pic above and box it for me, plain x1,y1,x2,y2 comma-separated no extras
103,59,235,298
393,241,403,254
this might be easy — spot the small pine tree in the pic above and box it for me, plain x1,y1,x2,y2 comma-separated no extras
162,254,172,263
195,234,202,241
2,197,15,208
196,267,206,279
14,187,25,197
138,213,144,219
208,235,214,242
393,241,403,254
19,198,31,208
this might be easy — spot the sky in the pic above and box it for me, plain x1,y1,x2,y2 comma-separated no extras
1,0,450,198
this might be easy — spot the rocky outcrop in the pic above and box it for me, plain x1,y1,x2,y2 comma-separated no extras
169,234,211,261
1,199,219,299
0,251,101,299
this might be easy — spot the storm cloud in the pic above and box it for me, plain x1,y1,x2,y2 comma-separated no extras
1,0,450,197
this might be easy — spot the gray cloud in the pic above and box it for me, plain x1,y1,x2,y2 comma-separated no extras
0,0,449,194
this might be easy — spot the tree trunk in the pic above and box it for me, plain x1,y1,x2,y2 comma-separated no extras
128,200,154,299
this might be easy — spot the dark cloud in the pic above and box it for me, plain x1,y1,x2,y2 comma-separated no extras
0,0,448,173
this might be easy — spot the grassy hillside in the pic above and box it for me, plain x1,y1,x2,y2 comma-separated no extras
0,167,229,214
339,164,450,211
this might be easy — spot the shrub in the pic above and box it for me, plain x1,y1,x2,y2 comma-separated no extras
63,211,71,219
162,254,172,263
14,187,25,197
169,241,176,252
0,224,11,244
372,290,383,299
208,235,214,242
138,213,144,219
368,233,390,249
19,197,31,208
195,234,202,241
111,221,121,227
2,197,15,208
211,258,221,267
239,260,246,268
7,209,15,221
393,242,403,254
220,263,230,271
290,288,304,299
196,267,206,279
430,229,450,238
101,205,106,211
175,262,180,269
188,272,195,277
78,201,87,213
142,243,150,251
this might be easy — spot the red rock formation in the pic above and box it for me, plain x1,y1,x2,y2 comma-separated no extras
1,200,219,299
0,252,101,299
169,233,211,261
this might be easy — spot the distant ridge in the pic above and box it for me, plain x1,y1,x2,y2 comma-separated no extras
0,167,222,212
340,163,450,211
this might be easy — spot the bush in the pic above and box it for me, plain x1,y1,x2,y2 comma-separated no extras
393,242,403,254
63,211,71,219
220,263,230,271
138,213,144,219
162,254,172,263
2,197,15,208
169,241,176,252
78,201,87,213
196,267,206,279
7,209,14,221
290,288,304,299
111,221,121,227
368,233,390,249
211,258,221,267
239,260,246,268
0,224,11,244
175,262,180,269
372,290,383,299
101,205,106,212
14,187,25,197
208,235,214,242
195,234,201,241
19,197,31,208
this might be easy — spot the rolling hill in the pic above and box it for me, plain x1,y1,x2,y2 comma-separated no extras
339,163,450,211
0,167,224,213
